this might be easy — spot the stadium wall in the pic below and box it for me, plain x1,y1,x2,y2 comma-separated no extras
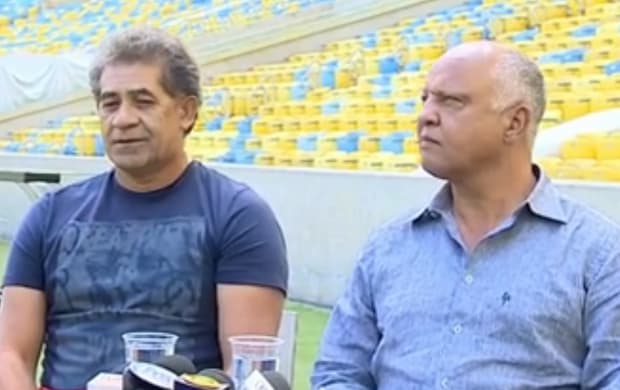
1,153,620,306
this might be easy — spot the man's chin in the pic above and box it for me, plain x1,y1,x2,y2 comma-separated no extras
420,161,452,181
108,155,152,173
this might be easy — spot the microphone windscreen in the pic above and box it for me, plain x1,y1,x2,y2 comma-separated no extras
154,355,197,376
262,371,290,390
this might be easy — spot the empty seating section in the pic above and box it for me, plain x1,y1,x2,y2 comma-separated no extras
0,0,332,55
537,130,620,181
1,0,619,181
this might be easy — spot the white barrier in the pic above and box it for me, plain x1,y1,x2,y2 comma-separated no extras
1,153,620,305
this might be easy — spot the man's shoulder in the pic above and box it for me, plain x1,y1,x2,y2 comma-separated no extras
42,171,110,207
193,162,267,207
362,208,420,252
559,193,620,235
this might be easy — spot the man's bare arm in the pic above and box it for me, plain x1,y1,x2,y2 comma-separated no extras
216,284,284,371
0,286,46,390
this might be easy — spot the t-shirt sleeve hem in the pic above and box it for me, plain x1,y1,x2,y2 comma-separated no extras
1,280,46,291
215,276,288,297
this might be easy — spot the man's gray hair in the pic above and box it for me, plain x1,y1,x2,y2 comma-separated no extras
493,50,546,133
89,26,202,127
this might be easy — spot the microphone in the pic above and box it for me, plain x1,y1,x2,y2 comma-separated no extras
176,368,236,390
122,354,197,390
156,355,197,376
240,370,290,390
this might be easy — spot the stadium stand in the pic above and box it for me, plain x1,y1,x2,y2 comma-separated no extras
0,0,335,114
0,0,618,181
0,0,333,55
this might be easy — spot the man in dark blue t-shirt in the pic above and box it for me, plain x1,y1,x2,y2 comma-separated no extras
0,27,288,390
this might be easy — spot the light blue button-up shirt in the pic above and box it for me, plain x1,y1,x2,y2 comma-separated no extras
312,168,620,389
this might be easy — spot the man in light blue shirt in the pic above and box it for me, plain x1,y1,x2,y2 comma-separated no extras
312,41,620,389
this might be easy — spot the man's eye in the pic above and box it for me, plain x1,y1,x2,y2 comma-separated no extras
443,96,462,105
101,101,118,109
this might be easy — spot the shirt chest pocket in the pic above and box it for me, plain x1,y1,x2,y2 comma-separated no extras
46,220,212,320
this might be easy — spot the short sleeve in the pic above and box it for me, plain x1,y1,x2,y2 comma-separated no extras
2,194,50,290
215,188,288,295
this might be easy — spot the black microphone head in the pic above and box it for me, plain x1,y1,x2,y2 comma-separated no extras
262,371,290,390
154,354,197,376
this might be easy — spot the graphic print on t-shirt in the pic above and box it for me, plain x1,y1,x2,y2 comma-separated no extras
50,218,207,317
43,217,210,385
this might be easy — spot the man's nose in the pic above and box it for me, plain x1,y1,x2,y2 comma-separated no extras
111,102,140,129
418,100,440,130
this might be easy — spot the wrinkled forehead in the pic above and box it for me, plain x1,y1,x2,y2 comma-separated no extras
425,53,496,96
99,62,166,96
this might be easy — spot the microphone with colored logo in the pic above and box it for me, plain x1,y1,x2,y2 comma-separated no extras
122,354,236,390
176,368,236,390
123,354,196,390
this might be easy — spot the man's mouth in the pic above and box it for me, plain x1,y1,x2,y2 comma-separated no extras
112,139,147,145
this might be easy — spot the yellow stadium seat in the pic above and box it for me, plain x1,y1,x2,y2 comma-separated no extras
595,135,620,160
315,152,341,170
255,153,275,166
358,135,381,153
360,117,381,133
336,153,360,170
587,48,613,62
317,135,338,152
540,109,563,130
530,3,570,25
586,165,620,182
297,117,314,132
377,118,399,133
561,97,591,120
291,152,316,168
404,137,420,154
561,133,605,159
546,80,571,94
590,94,620,113
537,156,562,174
359,154,386,171
273,153,294,167
384,154,420,173
374,101,395,115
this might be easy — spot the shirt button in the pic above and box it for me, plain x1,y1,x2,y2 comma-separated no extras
453,324,463,334
440,378,449,388
464,274,474,285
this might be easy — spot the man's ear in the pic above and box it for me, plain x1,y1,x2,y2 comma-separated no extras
503,104,531,144
178,96,200,134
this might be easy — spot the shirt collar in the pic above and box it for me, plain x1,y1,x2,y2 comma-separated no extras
412,165,568,224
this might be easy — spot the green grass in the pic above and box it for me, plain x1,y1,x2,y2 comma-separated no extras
0,241,329,390
285,301,330,389
0,242,7,271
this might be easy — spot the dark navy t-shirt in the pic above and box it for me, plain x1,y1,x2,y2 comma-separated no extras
3,161,288,390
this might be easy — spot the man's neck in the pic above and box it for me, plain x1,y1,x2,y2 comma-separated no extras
450,162,536,251
115,154,190,193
